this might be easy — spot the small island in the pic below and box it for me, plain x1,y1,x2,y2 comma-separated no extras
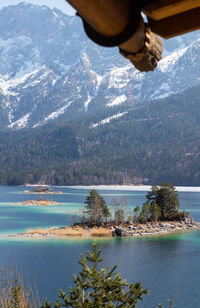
19,199,59,206
24,186,62,194
14,183,200,238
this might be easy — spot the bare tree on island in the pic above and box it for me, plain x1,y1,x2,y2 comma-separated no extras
111,196,128,225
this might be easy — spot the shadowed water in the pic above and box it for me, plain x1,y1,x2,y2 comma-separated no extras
0,186,200,307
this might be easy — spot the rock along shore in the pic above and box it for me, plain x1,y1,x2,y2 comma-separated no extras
10,217,200,239
113,217,200,237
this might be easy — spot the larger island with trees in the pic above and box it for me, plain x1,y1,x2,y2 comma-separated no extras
14,183,200,238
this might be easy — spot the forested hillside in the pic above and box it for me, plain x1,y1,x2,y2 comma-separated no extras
1,85,200,186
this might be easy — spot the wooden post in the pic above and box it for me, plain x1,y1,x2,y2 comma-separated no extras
66,0,163,71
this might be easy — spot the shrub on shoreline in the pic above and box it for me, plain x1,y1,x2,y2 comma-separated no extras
0,267,40,308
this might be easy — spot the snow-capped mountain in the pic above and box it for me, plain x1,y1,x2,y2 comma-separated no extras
0,3,200,130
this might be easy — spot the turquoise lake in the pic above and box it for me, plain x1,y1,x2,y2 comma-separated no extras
0,185,200,307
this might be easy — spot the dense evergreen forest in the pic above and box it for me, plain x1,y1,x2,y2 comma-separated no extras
1,85,200,186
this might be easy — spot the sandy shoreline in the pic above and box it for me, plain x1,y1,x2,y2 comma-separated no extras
10,219,200,239
11,226,112,238
18,200,59,206
24,190,62,194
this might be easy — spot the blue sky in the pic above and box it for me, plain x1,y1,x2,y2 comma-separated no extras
0,0,75,15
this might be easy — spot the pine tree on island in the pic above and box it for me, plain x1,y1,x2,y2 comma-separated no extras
147,183,179,219
67,184,196,239
138,182,186,223
84,189,111,224
82,184,188,227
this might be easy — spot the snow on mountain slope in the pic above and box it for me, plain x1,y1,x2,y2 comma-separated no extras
103,39,200,105
0,3,199,130
92,111,128,128
106,95,127,107
33,101,72,128
8,113,30,129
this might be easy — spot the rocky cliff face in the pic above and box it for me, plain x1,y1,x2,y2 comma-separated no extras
0,3,199,130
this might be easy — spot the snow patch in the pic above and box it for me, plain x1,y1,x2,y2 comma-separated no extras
0,36,32,50
84,94,91,112
14,48,41,79
0,78,17,96
8,113,30,129
107,65,144,91
82,52,91,69
44,102,72,121
108,66,130,89
158,47,188,72
59,19,65,27
96,74,103,88
160,82,170,91
22,69,51,88
155,92,172,99
150,82,174,100
0,66,44,96
106,94,126,107
92,111,128,128
33,101,72,128
53,11,59,19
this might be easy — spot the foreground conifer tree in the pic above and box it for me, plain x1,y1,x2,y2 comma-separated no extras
42,244,148,307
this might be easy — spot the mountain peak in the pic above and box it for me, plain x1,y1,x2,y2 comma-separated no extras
0,3,199,130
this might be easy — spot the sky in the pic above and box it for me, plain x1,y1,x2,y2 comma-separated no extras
0,0,75,15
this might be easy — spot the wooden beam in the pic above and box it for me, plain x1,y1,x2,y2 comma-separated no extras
148,7,200,38
143,0,200,21
66,0,131,36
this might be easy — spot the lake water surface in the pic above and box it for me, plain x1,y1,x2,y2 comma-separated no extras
0,185,200,307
